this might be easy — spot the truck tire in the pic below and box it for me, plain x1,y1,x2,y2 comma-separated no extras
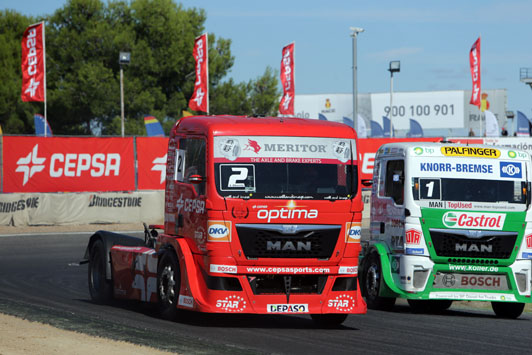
310,314,348,328
88,239,113,304
408,299,452,314
157,250,181,320
491,302,524,319
362,252,396,311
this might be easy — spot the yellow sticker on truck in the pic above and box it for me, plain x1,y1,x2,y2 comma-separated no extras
440,146,500,158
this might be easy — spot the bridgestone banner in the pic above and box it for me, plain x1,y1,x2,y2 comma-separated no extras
0,191,164,226
3,136,135,192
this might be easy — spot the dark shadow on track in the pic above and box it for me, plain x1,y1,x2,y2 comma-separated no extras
77,298,360,330
369,303,530,320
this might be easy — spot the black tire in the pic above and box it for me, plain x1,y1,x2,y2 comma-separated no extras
408,299,452,314
361,252,396,311
491,302,525,319
310,314,348,327
88,239,113,304
157,250,181,320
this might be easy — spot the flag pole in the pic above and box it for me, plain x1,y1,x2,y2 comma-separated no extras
478,35,482,137
42,21,47,137
206,32,209,115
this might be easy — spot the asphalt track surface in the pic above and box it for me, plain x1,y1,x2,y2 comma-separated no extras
2,232,532,354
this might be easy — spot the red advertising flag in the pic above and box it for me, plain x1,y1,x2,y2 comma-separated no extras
3,137,135,193
21,22,45,102
189,33,209,113
136,137,169,190
279,43,295,115
469,37,481,107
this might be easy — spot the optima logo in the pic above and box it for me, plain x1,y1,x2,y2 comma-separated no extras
442,212,505,230
257,207,318,222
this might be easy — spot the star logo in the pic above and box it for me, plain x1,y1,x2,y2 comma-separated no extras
24,78,41,97
193,87,205,106
282,93,292,110
151,154,167,184
176,193,184,213
15,144,46,186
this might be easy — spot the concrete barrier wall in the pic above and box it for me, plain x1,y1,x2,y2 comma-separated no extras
0,191,164,226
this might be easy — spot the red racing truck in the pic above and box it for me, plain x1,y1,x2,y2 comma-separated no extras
83,115,366,326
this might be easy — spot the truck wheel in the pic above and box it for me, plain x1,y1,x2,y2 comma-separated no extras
88,239,113,304
408,300,452,314
362,252,396,311
491,302,525,319
310,314,348,328
157,251,181,320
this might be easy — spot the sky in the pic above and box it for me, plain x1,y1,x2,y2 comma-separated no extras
5,0,532,127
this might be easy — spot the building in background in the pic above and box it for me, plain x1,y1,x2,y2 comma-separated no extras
294,89,508,137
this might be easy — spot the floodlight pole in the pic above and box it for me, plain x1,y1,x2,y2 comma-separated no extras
119,52,130,138
388,61,400,137
350,27,364,133
120,67,125,137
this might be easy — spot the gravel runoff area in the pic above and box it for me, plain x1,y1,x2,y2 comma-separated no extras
0,222,174,355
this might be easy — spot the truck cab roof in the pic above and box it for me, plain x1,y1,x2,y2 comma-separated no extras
173,115,357,139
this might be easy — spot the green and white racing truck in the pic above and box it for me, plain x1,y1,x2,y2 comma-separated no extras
360,142,532,318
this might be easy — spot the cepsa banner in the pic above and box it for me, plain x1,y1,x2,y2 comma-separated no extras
3,137,135,193
136,137,168,190
357,137,442,180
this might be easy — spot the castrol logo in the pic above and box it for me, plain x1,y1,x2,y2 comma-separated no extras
442,212,505,230
207,220,232,242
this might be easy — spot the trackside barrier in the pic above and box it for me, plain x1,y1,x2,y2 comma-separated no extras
0,191,164,226
14,135,531,226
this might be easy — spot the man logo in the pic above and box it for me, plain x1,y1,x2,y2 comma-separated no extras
266,241,311,252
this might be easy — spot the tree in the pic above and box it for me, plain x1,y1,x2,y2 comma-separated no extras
0,10,39,133
0,0,280,136
210,66,280,117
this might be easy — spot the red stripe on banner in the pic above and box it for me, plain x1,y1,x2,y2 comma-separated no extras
469,37,481,108
21,22,45,102
189,33,208,113
136,137,168,190
357,137,442,181
279,43,295,115
3,137,135,192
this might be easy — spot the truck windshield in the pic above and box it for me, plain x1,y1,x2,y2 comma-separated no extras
414,177,526,204
213,135,357,200
215,162,355,200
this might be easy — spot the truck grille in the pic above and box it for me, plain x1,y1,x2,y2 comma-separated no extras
236,224,341,259
248,275,328,295
429,228,517,259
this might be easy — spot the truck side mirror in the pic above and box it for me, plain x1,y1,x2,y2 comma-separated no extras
526,182,532,208
361,179,373,187
188,174,204,184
